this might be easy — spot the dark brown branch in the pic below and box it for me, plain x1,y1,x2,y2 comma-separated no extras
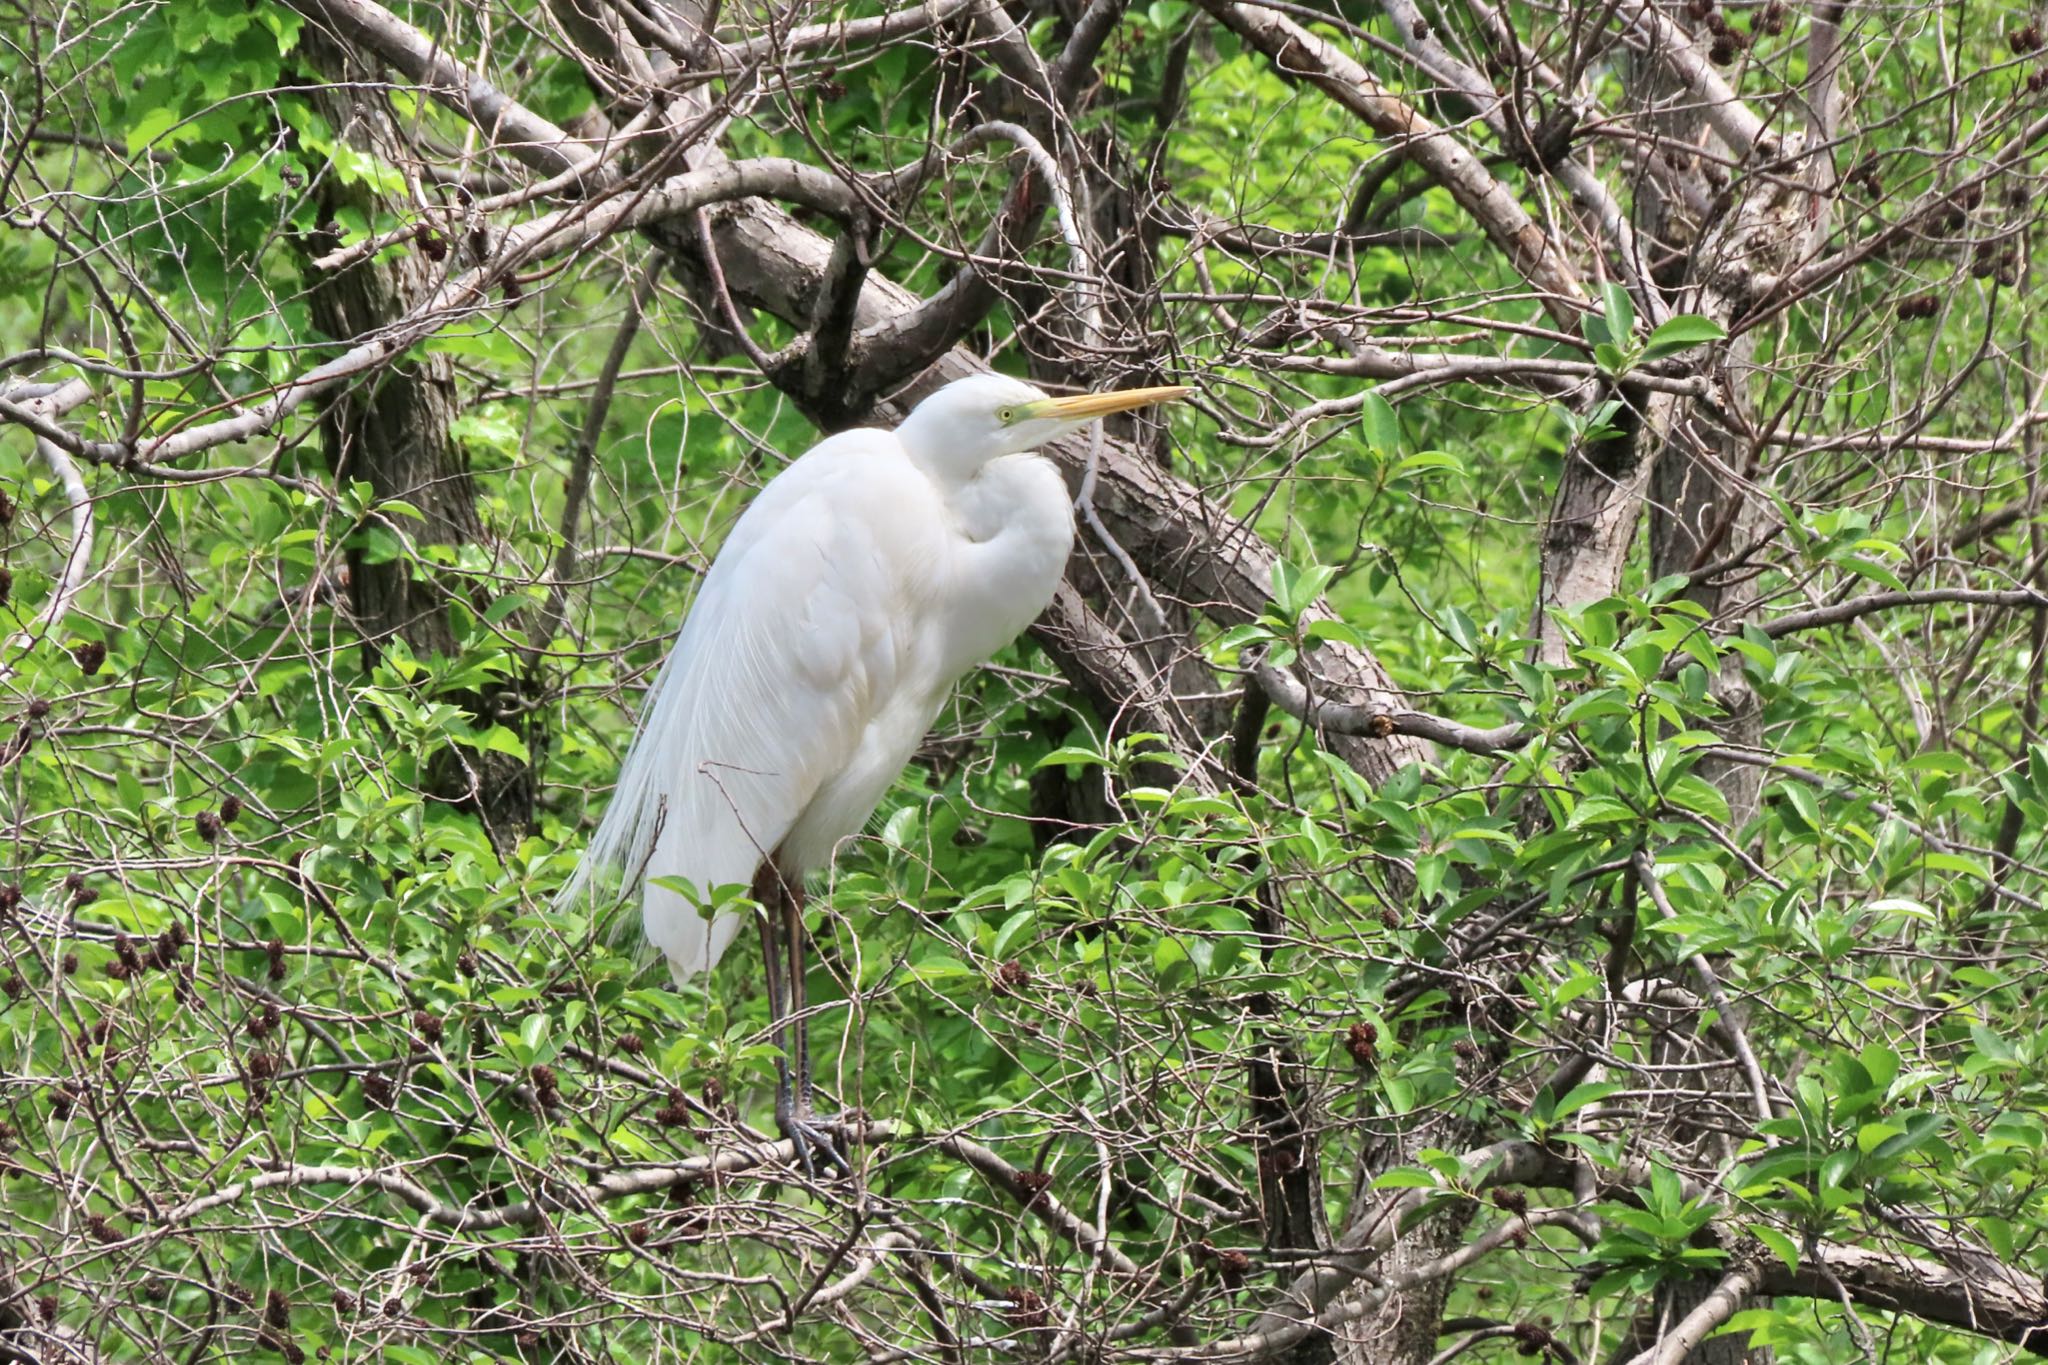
1761,1243,2048,1357
1256,664,1532,755
1759,588,2048,639
1201,0,1585,324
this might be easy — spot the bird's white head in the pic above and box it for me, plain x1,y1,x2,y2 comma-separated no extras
894,373,1189,483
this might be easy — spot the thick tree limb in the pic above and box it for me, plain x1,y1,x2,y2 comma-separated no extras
1610,0,1770,155
284,0,608,184
723,0,974,63
1202,0,1584,324
1620,1265,1763,1365
1256,664,1531,756
23,158,856,472
1761,1242,2048,1357
1376,0,1655,315
0,378,95,659
1758,588,2048,638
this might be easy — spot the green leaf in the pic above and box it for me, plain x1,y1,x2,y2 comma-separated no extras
1748,1225,1800,1274
1359,390,1400,454
127,107,181,155
1391,450,1463,480
1552,1081,1624,1122
1838,555,1908,592
991,908,1037,959
1602,281,1637,345
1639,315,1728,361
1306,618,1364,648
1272,559,1338,619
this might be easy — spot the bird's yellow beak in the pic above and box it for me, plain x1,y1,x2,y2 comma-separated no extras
1023,385,1191,421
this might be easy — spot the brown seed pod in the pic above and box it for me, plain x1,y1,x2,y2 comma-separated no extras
1013,1169,1054,1209
655,1086,690,1127
616,1031,644,1055
994,959,1030,994
193,809,221,844
218,795,243,825
1214,1247,1252,1288
456,948,480,977
71,641,105,676
1344,1021,1379,1067
266,1290,292,1330
266,937,288,982
1006,1287,1051,1330
1491,1186,1529,1214
412,1009,443,1044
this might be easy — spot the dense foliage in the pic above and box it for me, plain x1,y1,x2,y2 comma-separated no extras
6,0,2048,1362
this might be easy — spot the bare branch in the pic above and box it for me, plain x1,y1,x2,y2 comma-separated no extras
1199,0,1586,322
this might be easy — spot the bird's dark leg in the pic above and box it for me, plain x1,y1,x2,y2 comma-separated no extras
783,872,812,1113
759,855,845,1177
750,860,794,1118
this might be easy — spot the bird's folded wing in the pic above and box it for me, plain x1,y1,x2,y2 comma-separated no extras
558,431,914,979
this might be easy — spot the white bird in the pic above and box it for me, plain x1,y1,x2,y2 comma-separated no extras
563,373,1187,1151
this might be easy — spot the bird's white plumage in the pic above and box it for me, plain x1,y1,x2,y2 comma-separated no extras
562,375,1086,983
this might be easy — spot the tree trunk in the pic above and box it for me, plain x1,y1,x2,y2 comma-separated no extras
303,73,534,840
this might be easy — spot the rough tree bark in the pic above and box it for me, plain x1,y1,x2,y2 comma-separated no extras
304,61,535,840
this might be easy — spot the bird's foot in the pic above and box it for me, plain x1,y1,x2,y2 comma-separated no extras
774,1090,851,1180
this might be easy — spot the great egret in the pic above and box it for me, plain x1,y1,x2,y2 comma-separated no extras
564,373,1188,1158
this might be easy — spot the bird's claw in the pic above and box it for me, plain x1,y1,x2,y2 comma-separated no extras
776,1102,851,1180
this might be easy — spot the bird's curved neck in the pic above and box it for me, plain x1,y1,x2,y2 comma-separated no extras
896,408,990,490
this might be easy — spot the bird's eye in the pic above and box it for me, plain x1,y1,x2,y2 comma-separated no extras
996,406,1016,424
